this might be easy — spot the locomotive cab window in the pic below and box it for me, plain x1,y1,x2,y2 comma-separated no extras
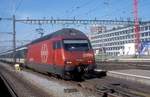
53,41,62,49
63,40,90,51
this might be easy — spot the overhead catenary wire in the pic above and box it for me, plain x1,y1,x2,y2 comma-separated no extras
63,0,99,18
66,0,92,14
79,2,103,18
14,0,23,14
75,1,110,19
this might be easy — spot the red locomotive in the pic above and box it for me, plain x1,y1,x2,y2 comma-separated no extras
26,28,96,79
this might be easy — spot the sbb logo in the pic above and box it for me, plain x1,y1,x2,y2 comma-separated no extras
41,44,48,63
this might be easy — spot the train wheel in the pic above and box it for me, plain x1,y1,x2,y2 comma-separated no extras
60,72,72,80
72,72,84,81
61,74,72,80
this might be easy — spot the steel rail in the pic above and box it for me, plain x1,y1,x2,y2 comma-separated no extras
0,73,18,97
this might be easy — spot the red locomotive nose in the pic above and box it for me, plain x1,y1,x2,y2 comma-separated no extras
64,51,95,66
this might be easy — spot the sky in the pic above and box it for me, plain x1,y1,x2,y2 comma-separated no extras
0,0,150,51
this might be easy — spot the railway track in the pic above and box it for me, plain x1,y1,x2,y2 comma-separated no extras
77,78,149,97
20,66,146,97
96,61,150,70
0,62,53,97
96,61,150,65
26,69,150,97
1,61,150,97
0,73,18,97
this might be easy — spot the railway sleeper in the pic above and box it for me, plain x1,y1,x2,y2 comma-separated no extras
96,84,145,97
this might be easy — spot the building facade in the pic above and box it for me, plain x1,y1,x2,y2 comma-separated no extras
89,24,150,56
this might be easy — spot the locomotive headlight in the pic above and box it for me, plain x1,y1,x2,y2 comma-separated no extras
66,61,72,64
88,60,93,63
65,60,72,64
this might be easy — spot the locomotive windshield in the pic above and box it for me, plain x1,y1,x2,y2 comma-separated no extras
63,40,90,51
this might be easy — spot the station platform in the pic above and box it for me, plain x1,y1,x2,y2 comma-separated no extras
107,69,150,86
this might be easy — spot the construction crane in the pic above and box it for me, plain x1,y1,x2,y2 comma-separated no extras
133,0,140,55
